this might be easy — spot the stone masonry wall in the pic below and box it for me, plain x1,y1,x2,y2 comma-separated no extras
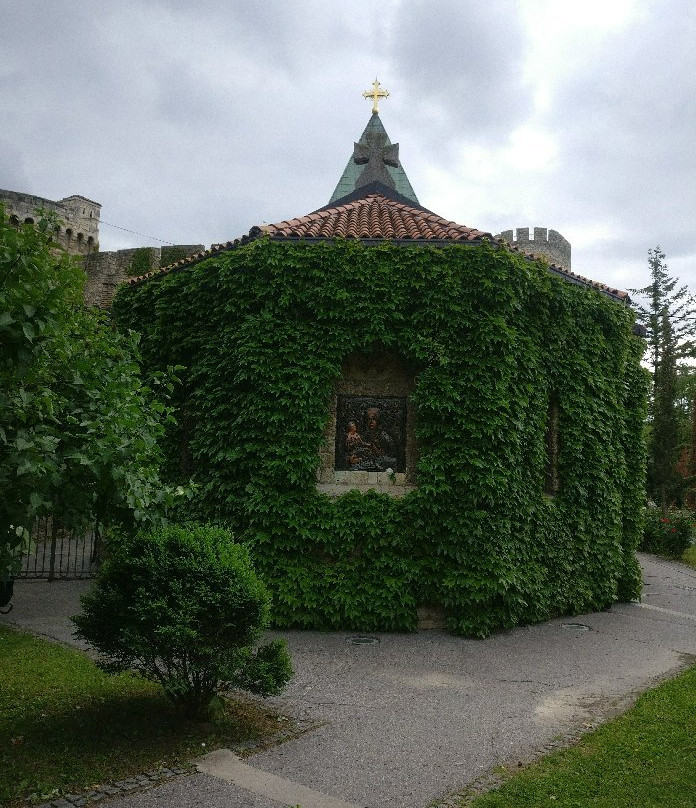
496,227,571,271
2,186,206,309
84,249,157,309
0,188,100,256
84,245,204,308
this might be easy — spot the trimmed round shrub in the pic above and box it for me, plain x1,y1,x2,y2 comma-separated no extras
73,524,292,718
640,508,695,559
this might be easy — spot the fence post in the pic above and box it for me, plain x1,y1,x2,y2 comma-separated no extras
48,519,58,582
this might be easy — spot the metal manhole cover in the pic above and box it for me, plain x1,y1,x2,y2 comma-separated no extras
561,622,590,632
347,636,380,645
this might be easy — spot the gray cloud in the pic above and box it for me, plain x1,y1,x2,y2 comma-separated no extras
1,0,694,293
388,0,528,140
536,1,696,283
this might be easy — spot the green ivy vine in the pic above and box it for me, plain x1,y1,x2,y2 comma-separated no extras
160,246,197,267
112,238,647,637
126,247,154,278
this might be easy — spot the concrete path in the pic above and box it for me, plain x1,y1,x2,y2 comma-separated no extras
5,554,696,808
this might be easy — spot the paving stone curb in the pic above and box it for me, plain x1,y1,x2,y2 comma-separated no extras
35,766,197,808
31,715,321,808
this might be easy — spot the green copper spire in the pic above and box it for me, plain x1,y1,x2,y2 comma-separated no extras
329,113,419,205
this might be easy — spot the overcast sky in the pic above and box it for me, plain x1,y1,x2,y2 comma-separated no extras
2,0,695,294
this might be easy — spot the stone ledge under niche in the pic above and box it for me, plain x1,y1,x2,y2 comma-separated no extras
317,469,416,499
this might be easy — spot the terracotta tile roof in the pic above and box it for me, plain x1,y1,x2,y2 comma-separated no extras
125,193,491,286
125,192,629,303
261,193,491,242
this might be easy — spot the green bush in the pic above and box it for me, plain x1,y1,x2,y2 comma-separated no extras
640,508,695,558
73,524,292,718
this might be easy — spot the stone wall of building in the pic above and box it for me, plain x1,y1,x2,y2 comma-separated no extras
496,227,571,271
84,245,204,308
0,188,101,255
84,248,156,309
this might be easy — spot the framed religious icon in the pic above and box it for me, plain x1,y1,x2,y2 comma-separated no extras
335,396,406,472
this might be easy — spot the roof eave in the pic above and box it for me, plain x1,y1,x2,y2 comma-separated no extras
125,235,628,304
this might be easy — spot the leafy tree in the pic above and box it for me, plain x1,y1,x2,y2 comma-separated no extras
639,506,694,558
1,207,81,574
0,206,181,580
73,525,293,719
631,247,696,513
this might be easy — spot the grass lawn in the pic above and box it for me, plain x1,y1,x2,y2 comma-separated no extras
464,662,696,807
0,625,284,807
682,544,696,569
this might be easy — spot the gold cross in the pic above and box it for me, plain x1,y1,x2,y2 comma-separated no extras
362,78,389,114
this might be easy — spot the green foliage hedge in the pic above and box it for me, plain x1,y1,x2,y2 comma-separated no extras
112,238,647,636
640,507,694,558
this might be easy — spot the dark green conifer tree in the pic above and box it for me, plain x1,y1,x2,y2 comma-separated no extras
632,247,696,513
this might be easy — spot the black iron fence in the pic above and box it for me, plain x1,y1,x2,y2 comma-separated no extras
18,518,98,580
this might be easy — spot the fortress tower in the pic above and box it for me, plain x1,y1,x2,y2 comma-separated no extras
0,189,100,256
495,227,571,271
1,187,204,308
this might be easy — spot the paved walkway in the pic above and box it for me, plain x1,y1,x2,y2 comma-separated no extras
5,554,696,808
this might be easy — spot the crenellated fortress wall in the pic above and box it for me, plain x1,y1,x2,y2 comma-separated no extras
496,227,571,271
83,246,203,308
0,188,101,256
2,187,574,307
1,187,202,308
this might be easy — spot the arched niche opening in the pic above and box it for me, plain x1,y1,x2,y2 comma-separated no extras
317,348,417,497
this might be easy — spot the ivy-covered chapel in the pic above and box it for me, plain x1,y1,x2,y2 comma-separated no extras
113,85,646,637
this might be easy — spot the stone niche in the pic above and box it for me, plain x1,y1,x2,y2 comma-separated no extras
317,349,417,497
